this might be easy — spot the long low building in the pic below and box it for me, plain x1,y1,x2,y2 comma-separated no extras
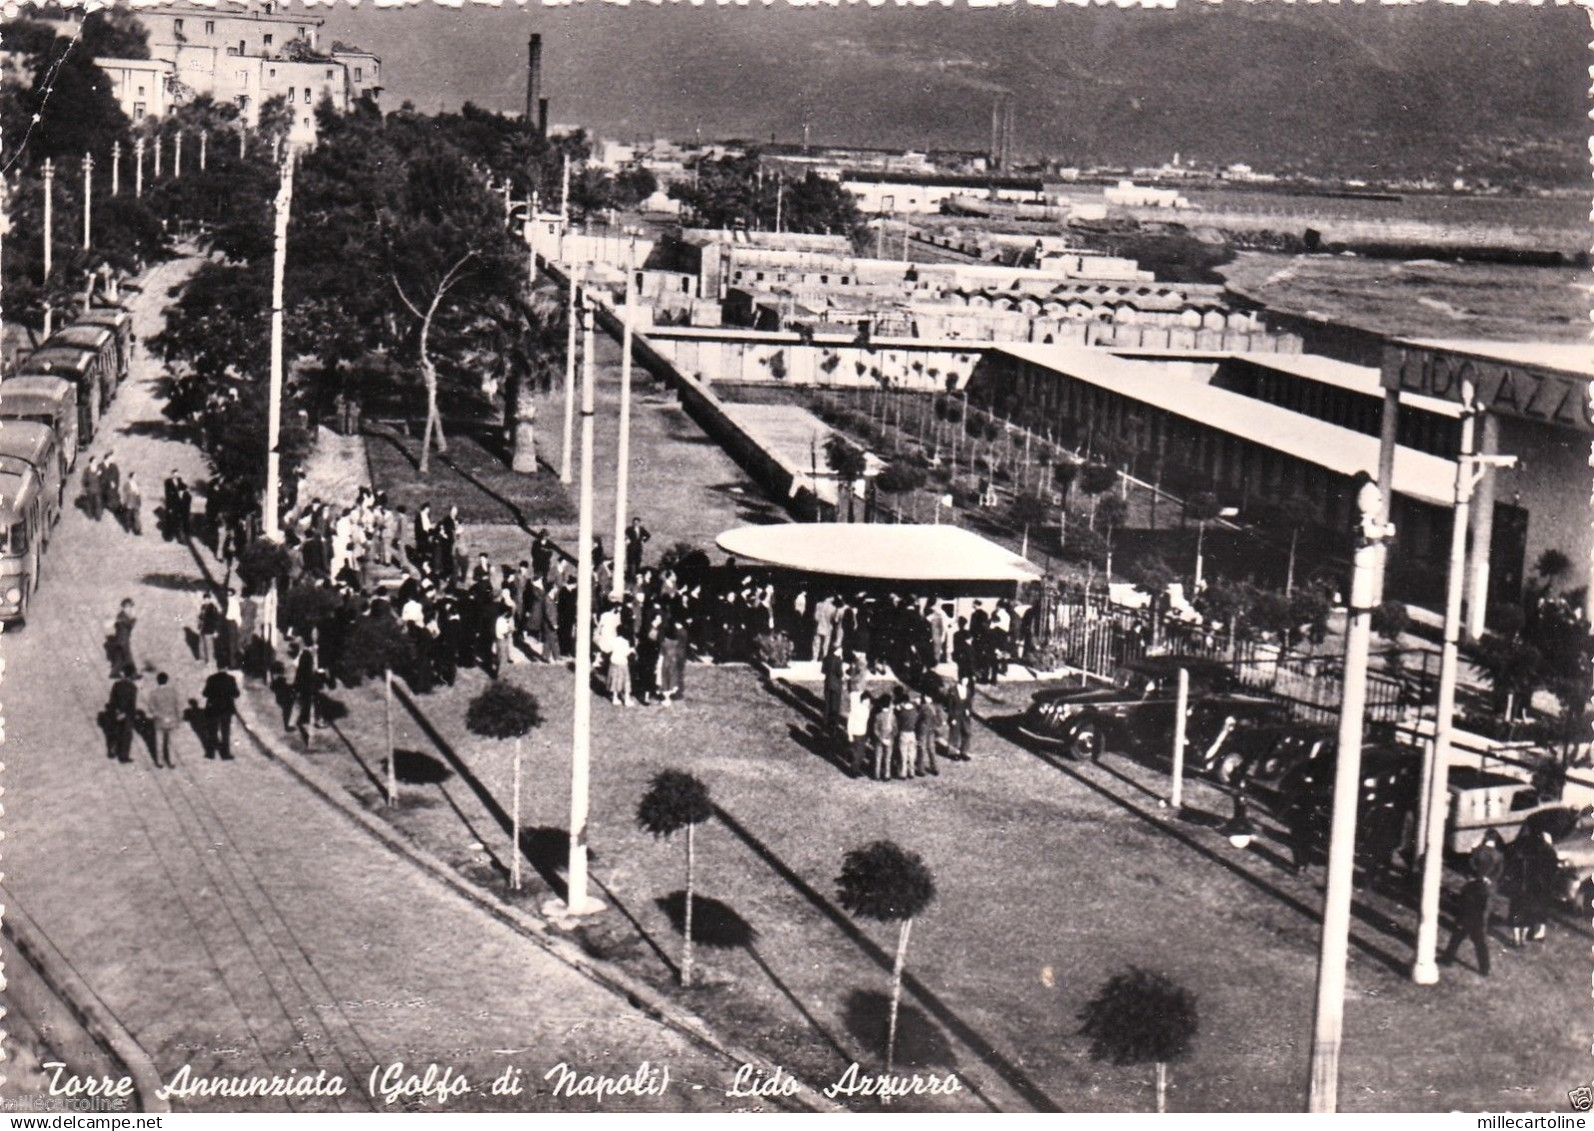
971,343,1462,605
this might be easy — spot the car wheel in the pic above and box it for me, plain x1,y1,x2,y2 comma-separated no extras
1069,721,1103,762
1216,750,1245,785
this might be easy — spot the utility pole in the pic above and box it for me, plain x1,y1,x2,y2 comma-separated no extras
561,270,578,484
560,153,570,220
1412,401,1515,983
200,129,208,172
174,130,182,178
263,149,295,544
611,240,637,602
239,126,246,160
544,291,605,922
1307,479,1394,1111
154,132,163,179
81,152,93,250
134,136,145,197
111,141,121,196
42,158,54,338
774,177,783,235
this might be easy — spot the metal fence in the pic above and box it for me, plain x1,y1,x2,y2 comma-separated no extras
1033,594,1425,727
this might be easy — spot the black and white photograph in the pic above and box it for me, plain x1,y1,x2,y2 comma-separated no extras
0,0,1588,1116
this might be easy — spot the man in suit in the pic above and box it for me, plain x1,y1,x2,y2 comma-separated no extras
107,667,140,763
162,470,182,541
99,452,122,523
624,517,651,583
811,593,837,661
531,530,555,579
173,474,193,540
821,641,847,733
203,668,241,759
81,456,103,520
945,677,975,761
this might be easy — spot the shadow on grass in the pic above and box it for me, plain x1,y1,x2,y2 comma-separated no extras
983,713,1417,973
394,747,453,786
711,802,1060,1113
655,892,758,948
842,990,958,1071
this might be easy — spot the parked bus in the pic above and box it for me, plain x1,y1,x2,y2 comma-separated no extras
17,346,103,439
46,323,122,394
0,461,47,624
0,420,64,535
74,306,133,381
0,376,79,470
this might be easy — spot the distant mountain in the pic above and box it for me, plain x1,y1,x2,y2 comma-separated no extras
318,1,1585,184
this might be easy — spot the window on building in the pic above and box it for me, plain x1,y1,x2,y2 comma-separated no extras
288,88,295,103
264,33,274,47
174,17,184,31
326,69,335,80
205,20,215,34
297,25,306,36
239,40,246,54
137,85,145,97
269,68,276,77
304,87,311,102
302,116,310,128
134,102,146,118
354,67,363,81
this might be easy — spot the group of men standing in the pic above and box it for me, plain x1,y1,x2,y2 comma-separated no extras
79,452,144,535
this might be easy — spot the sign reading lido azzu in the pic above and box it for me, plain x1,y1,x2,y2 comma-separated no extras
1380,342,1594,433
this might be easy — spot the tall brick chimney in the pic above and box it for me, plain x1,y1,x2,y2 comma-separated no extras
526,34,544,136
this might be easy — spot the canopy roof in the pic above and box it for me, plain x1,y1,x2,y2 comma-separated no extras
716,523,1043,584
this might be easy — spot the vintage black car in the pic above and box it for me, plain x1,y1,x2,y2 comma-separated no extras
1016,655,1286,766
1216,723,1338,795
1277,744,1422,872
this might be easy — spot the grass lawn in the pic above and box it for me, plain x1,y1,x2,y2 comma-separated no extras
363,419,576,528
249,658,1588,1113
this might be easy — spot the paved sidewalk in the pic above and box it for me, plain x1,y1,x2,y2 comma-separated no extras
0,256,742,1112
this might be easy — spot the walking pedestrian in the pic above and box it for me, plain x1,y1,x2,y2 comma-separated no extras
109,598,138,675
607,630,635,706
202,667,241,759
197,591,222,665
945,677,974,761
895,692,919,780
292,644,324,731
1506,828,1559,947
81,455,103,520
147,671,181,768
121,471,144,536
1439,866,1498,977
99,452,122,523
822,641,846,732
915,692,942,777
106,666,140,763
624,517,651,583
869,694,897,781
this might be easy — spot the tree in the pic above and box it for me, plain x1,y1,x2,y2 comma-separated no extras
1184,491,1224,590
1078,967,1199,1112
466,681,544,892
636,771,715,987
875,461,926,496
836,840,936,1072
1009,492,1051,559
825,435,868,523
335,607,416,806
1097,494,1130,579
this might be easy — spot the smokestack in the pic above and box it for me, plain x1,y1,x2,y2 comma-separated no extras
990,98,1002,170
538,97,549,140
1003,97,1015,171
526,34,544,135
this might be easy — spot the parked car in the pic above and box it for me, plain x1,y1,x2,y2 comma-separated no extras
1277,744,1422,873
1515,806,1594,911
1017,655,1286,764
1218,723,1337,794
1444,766,1557,855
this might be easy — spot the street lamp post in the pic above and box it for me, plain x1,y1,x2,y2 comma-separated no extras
134,136,145,198
200,129,208,172
111,140,121,197
1307,479,1395,1112
263,149,295,545
82,152,93,251
1411,397,1516,984
544,292,606,922
610,239,637,602
154,132,163,179
174,130,182,178
42,158,54,337
561,269,578,484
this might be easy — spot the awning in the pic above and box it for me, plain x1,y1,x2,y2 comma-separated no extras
716,523,1043,584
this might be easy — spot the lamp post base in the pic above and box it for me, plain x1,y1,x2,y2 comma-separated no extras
541,896,608,923
1410,958,1439,986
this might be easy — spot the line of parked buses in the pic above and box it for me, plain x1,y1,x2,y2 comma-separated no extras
0,305,134,626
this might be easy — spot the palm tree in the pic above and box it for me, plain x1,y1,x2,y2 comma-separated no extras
637,770,714,986
836,840,936,1072
1078,967,1199,1112
465,681,544,891
335,607,415,806
825,434,869,523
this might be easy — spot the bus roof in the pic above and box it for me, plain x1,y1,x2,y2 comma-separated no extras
0,375,74,401
0,420,54,463
48,325,114,349
20,346,96,374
